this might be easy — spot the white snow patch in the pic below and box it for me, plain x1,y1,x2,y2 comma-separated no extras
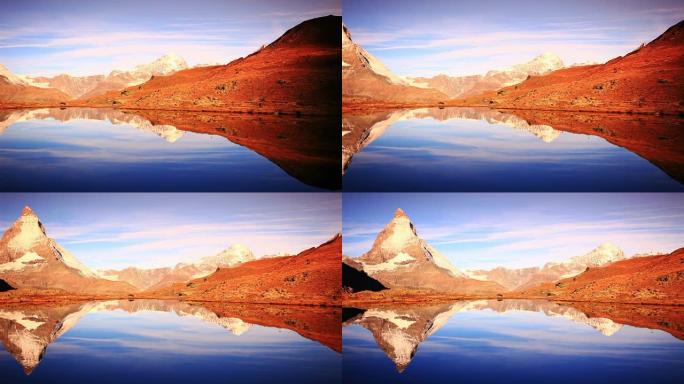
365,309,416,329
0,310,45,331
363,252,415,273
0,252,45,271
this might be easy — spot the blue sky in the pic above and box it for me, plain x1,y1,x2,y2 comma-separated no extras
343,193,684,270
0,0,340,76
343,0,684,76
0,193,340,270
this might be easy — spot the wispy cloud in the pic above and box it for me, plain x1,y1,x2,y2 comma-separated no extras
345,1,684,76
0,1,340,76
343,194,684,269
0,193,340,270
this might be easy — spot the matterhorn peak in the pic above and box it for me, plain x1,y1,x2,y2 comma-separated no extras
378,208,420,253
358,208,466,280
21,206,37,217
5,206,48,252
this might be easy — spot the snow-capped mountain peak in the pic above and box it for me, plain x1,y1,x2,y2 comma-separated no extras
6,207,48,252
520,52,564,73
483,52,564,87
135,53,188,75
187,244,255,279
568,242,625,267
358,208,466,279
107,54,189,86
378,208,421,254
1,206,98,278
200,243,254,269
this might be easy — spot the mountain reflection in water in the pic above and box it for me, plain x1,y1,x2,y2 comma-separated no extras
0,299,340,382
0,108,339,191
342,107,684,191
343,299,684,383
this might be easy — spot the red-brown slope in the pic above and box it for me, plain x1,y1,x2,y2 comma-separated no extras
149,235,342,306
517,248,684,304
566,302,684,340
0,77,69,106
454,20,684,114
202,303,341,352
81,16,341,115
128,109,340,189
505,109,684,184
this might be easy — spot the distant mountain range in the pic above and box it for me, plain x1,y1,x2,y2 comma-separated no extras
152,234,341,306
343,208,678,302
342,23,446,104
342,20,683,114
458,20,684,114
0,15,342,116
409,52,564,98
0,54,188,100
342,23,565,104
519,247,684,303
83,15,341,114
0,206,339,305
98,243,255,290
464,242,625,291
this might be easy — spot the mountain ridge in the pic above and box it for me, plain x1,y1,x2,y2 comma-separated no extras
465,242,627,291
453,19,684,114
0,207,136,295
351,209,503,295
411,52,564,98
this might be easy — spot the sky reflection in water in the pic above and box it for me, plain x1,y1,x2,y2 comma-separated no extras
0,111,320,191
343,111,683,191
343,300,684,384
0,300,340,383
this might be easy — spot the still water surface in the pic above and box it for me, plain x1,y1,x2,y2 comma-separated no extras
0,108,339,191
342,108,684,191
0,300,340,383
343,300,684,383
